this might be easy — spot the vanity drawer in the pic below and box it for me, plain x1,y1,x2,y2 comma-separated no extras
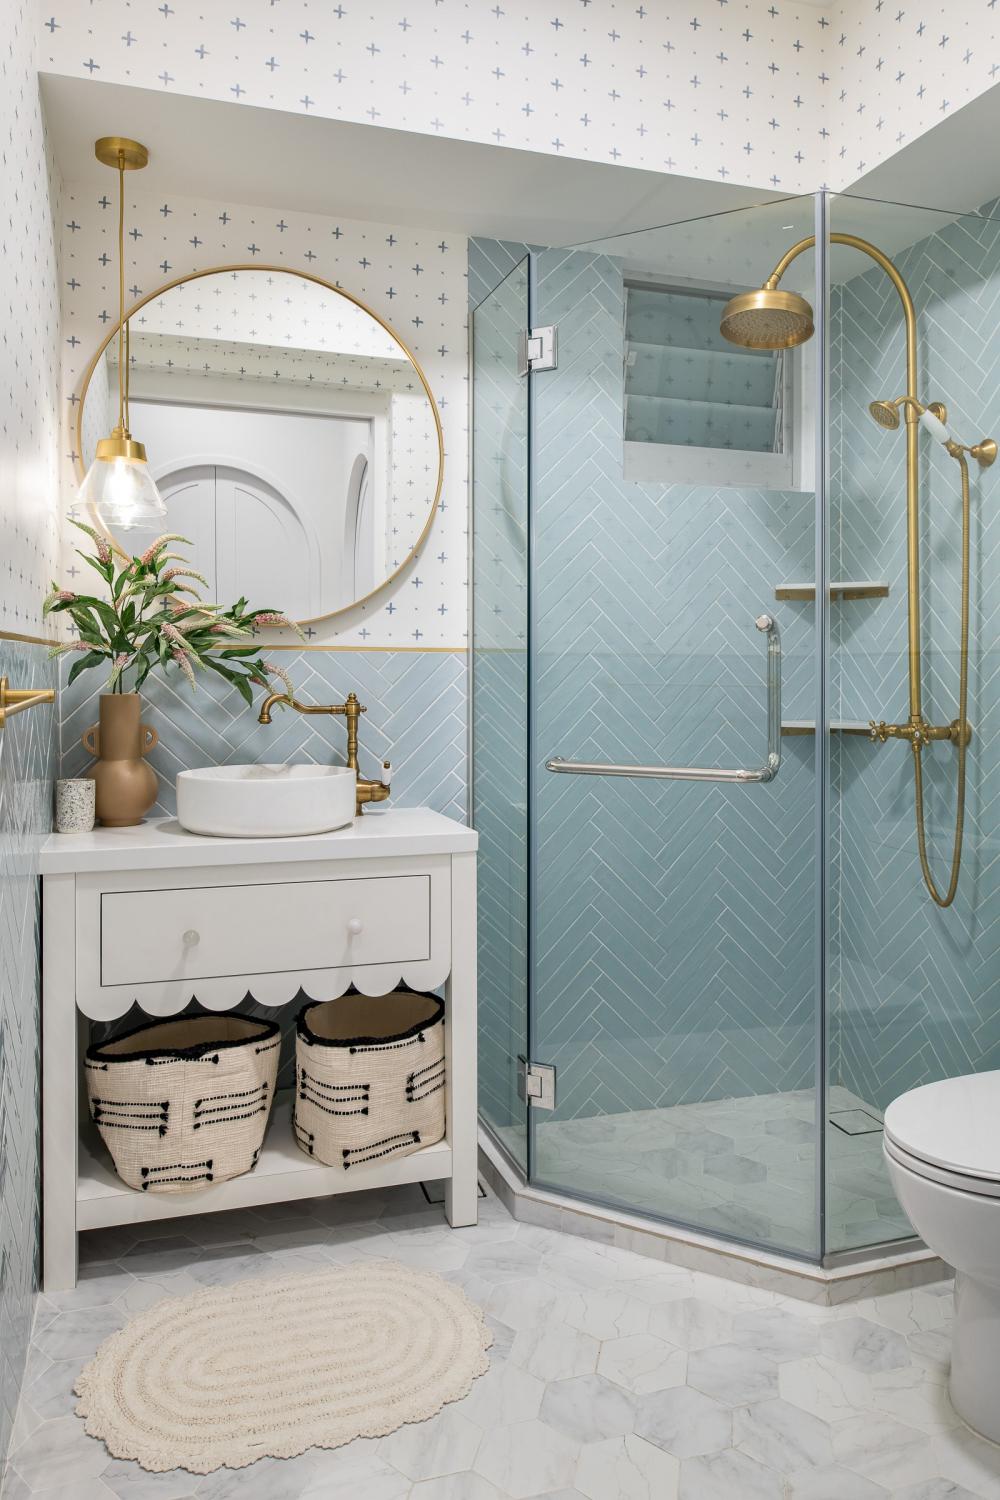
99,874,431,987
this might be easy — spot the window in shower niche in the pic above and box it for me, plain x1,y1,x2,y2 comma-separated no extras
623,279,806,491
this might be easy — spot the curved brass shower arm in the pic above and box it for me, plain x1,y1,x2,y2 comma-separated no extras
764,232,919,408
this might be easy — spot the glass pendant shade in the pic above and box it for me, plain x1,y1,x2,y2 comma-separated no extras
71,430,167,530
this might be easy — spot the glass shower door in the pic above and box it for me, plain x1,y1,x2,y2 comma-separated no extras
471,256,531,1172
527,198,827,1258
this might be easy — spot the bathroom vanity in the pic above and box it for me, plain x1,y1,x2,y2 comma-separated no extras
39,809,478,1291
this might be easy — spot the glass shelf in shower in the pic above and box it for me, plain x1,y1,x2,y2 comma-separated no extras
781,721,873,736
775,581,889,601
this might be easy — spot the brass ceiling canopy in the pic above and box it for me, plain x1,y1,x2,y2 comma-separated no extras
94,136,149,171
720,287,815,350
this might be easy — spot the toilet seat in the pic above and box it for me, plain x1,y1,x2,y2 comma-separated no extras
883,1133,1000,1198
883,1070,1000,1195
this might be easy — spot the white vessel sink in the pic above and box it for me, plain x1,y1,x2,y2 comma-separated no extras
176,764,356,837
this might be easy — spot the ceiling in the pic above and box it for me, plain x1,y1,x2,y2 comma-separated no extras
40,75,780,249
40,72,1000,293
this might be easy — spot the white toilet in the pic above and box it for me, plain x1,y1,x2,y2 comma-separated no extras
884,1070,1000,1444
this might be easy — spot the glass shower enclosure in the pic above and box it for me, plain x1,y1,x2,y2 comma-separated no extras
470,190,999,1265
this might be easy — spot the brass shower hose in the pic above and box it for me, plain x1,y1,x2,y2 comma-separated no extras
913,450,970,908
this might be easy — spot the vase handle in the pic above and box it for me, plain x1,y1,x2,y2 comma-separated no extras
141,724,158,755
82,724,99,756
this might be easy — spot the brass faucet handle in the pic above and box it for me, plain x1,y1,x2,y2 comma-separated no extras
869,719,889,743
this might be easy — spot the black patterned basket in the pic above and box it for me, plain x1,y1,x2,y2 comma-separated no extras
293,991,445,1169
85,1014,280,1192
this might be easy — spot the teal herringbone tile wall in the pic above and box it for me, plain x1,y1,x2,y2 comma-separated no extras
471,238,820,1153
531,246,818,1127
830,202,1000,1127
59,650,467,823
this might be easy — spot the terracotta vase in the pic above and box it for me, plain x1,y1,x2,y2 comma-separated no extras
82,694,159,827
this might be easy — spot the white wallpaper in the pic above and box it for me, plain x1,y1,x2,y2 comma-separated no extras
41,0,834,194
137,270,407,358
830,1,1000,188
38,1,1000,195
2,1,61,635
61,187,468,647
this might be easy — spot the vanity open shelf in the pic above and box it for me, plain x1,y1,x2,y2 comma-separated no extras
77,1092,453,1231
40,809,478,1289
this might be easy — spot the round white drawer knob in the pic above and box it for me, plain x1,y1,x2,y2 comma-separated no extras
347,917,364,936
182,929,200,947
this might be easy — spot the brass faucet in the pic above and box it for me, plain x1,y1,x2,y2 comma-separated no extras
257,689,391,816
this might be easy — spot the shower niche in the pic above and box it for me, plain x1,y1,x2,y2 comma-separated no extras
471,190,999,1269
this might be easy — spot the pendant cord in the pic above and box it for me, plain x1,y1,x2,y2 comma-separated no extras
117,150,126,436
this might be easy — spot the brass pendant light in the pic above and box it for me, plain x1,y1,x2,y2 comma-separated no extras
70,137,166,530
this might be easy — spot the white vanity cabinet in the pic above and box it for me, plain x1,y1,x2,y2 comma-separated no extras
40,809,478,1291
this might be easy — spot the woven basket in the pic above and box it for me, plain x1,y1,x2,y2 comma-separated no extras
293,991,446,1170
85,1014,280,1193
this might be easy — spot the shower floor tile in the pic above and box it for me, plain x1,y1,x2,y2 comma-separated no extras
502,1086,912,1255
7,1181,998,1500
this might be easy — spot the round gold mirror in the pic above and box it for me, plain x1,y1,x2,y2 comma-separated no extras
76,265,444,626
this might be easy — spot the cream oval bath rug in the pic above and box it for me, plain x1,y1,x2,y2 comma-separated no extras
74,1260,493,1473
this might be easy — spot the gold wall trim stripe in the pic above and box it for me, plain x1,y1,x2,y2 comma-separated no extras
0,629,58,648
260,643,464,654
0,629,461,655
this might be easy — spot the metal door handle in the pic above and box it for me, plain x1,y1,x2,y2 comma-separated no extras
546,614,781,785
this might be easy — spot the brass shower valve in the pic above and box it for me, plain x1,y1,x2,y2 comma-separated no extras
869,717,971,749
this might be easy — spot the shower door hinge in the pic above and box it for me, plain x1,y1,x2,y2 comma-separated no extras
518,325,558,376
517,1056,557,1110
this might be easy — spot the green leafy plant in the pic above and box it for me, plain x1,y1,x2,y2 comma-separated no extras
44,521,302,706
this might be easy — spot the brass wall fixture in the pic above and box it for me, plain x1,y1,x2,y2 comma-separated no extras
0,676,56,727
257,689,391,815
722,234,995,907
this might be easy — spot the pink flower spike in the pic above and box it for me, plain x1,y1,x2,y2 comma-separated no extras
140,533,192,565
263,660,295,695
108,652,132,688
251,611,306,640
43,588,77,614
209,621,252,637
171,646,196,688
47,640,93,657
163,567,208,588
161,622,192,652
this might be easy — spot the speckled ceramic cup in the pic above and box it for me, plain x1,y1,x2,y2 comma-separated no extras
55,778,96,834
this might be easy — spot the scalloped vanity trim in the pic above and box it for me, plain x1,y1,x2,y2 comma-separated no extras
79,961,453,1021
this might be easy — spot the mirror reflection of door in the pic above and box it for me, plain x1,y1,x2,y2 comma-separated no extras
133,398,378,616
342,454,373,603
161,465,319,617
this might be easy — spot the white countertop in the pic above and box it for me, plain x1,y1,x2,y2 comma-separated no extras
40,807,477,875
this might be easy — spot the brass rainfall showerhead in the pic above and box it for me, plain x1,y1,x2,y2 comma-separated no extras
720,287,815,350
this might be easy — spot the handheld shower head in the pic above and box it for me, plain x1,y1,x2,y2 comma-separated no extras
868,397,955,445
868,399,901,430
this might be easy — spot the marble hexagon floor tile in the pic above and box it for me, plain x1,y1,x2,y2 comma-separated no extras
5,1182,1000,1500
